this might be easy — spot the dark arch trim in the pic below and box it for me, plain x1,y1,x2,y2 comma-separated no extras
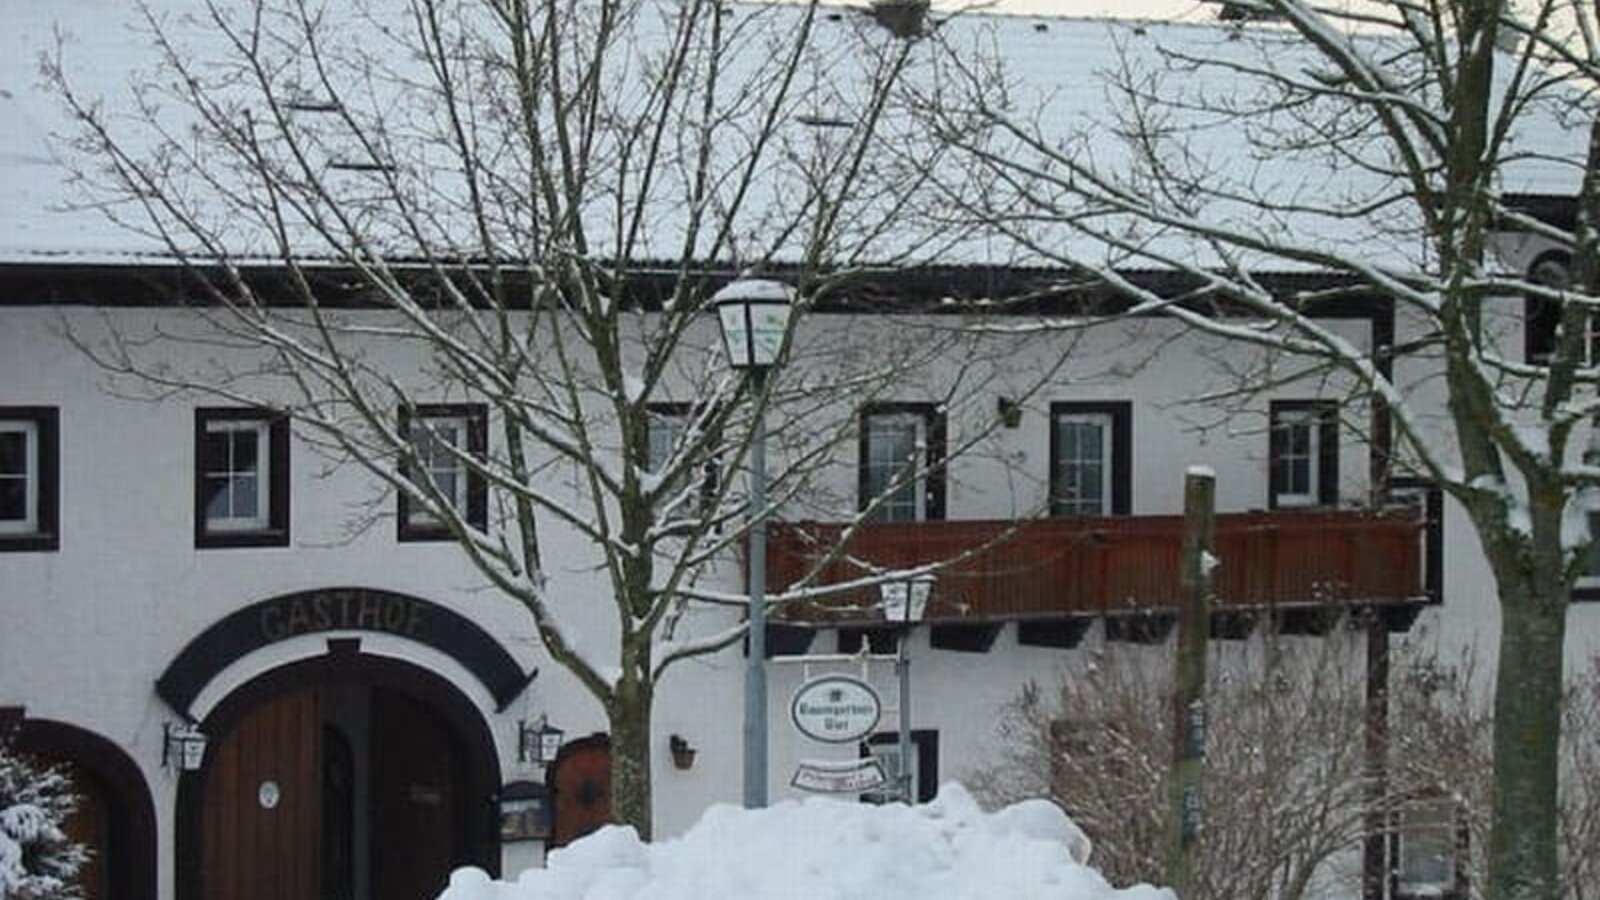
175,652,503,900
9,717,159,900
155,587,535,718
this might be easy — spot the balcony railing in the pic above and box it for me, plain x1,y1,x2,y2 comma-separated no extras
766,509,1425,625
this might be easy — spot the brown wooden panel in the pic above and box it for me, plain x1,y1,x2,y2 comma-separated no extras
200,690,320,900
767,509,1424,623
370,689,464,900
551,739,612,847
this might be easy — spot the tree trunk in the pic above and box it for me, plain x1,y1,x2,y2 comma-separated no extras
608,675,655,841
1487,574,1565,900
1476,480,1568,900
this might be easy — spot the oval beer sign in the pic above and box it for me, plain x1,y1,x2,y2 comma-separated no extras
790,675,882,743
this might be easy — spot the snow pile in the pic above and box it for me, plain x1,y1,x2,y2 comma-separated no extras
439,783,1173,900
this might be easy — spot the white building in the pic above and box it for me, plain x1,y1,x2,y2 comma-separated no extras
1,3,1594,900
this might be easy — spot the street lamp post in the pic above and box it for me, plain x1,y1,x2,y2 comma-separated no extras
713,278,795,809
880,573,933,804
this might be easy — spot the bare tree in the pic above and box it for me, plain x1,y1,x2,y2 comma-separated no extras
40,0,1027,835
971,639,1600,900
917,1,1600,896
971,637,1374,900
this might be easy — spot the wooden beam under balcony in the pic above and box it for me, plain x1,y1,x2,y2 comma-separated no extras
766,509,1425,628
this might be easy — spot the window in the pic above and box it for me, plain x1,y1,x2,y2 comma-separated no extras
1393,797,1465,900
644,403,718,514
1388,478,1444,604
398,404,487,541
1523,252,1594,365
645,407,685,476
1574,510,1600,602
1269,401,1338,509
195,408,289,548
0,407,58,551
1050,402,1132,516
860,730,938,805
859,404,944,523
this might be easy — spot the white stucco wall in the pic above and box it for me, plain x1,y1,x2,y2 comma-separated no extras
2,295,1594,899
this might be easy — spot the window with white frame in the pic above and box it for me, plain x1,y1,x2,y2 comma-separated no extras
1394,797,1463,900
1270,401,1337,509
0,408,57,550
0,421,39,533
196,409,289,547
860,406,943,524
399,404,486,540
1050,402,1131,516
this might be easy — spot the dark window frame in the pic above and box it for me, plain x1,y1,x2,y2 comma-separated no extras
859,729,939,805
858,403,946,522
1522,251,1595,365
1048,401,1132,516
0,406,59,552
1269,400,1339,509
397,403,488,542
194,407,290,549
1387,477,1444,605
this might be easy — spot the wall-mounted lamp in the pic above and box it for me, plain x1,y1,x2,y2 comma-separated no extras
163,722,208,772
669,734,698,771
997,397,1023,428
518,717,565,766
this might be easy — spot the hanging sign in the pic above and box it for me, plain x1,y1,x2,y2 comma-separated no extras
791,758,888,794
789,675,882,744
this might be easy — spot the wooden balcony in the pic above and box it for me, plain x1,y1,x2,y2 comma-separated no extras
766,509,1427,629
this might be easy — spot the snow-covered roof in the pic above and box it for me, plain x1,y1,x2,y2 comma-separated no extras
0,0,1588,270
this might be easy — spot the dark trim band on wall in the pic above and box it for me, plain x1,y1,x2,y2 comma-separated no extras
155,587,536,718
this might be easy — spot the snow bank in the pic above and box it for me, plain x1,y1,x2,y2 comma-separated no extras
439,783,1173,900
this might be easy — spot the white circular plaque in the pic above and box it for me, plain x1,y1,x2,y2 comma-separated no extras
790,675,882,744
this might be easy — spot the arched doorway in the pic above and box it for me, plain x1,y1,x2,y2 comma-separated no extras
176,653,499,900
8,718,158,900
548,734,611,847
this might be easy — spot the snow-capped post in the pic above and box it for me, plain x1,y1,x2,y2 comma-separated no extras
1166,466,1214,897
713,278,797,809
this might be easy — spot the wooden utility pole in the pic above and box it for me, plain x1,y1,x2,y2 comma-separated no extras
1166,468,1215,897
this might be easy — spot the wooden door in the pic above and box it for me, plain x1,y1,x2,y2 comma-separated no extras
551,738,611,847
200,690,321,900
369,688,463,900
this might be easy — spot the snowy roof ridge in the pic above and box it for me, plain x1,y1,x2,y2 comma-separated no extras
0,0,1586,268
